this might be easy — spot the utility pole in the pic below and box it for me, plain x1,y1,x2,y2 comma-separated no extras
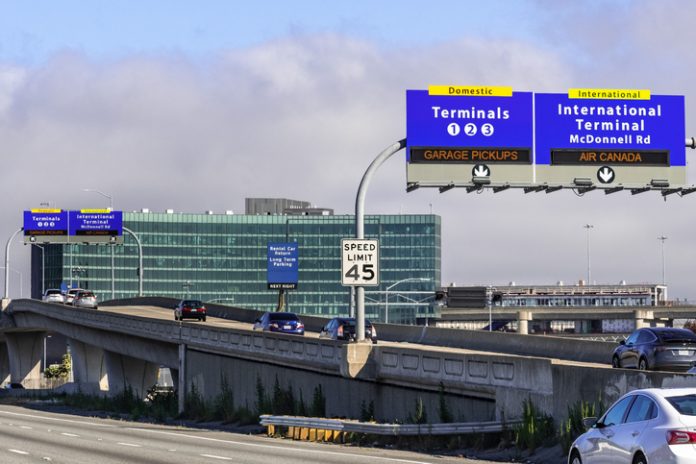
583,224,594,284
658,235,667,285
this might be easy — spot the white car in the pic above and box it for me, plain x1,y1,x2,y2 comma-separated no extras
63,288,84,305
568,388,696,464
41,289,65,304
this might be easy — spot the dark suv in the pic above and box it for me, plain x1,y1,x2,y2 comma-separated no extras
319,317,377,344
612,327,696,371
174,300,207,322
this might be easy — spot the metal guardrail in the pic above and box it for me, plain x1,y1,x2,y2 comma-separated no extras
259,415,521,436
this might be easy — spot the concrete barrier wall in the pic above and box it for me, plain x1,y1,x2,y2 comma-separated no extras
374,323,616,364
185,347,496,423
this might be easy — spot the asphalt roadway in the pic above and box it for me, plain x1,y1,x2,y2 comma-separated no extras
0,404,503,464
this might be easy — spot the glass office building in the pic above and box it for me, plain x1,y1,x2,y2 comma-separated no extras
31,210,441,323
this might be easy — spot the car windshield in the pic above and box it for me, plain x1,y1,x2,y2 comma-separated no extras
666,394,696,416
79,292,95,298
657,330,696,343
269,313,299,321
183,300,203,307
46,290,61,295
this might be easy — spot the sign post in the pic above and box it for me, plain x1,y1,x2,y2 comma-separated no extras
406,86,534,188
341,239,379,286
535,90,686,188
267,242,299,311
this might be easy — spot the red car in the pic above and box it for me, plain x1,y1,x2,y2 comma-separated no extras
174,299,207,322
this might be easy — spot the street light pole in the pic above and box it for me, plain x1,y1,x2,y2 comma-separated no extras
583,224,594,284
0,267,23,298
658,235,667,285
385,277,431,324
33,244,45,295
83,189,115,299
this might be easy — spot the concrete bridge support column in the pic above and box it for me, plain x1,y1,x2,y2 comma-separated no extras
0,343,10,386
4,332,44,388
517,311,533,335
635,310,654,329
104,350,159,398
68,339,108,394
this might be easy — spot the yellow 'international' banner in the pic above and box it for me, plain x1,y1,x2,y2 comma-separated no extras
428,85,513,97
30,209,62,213
568,89,651,100
80,209,112,213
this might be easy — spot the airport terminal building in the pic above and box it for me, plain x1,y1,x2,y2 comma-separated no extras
30,199,440,323
437,282,669,333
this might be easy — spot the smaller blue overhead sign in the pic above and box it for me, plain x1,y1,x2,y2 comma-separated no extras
267,242,299,290
23,209,68,239
69,210,123,237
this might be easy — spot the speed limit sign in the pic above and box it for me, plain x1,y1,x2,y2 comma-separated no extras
341,239,380,286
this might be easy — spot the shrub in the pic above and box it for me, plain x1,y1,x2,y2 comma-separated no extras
514,398,555,452
559,396,605,454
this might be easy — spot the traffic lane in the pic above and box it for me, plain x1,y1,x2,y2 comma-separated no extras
101,305,324,337
0,404,503,464
99,306,613,367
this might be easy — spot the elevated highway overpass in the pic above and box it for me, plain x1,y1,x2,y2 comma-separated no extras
1,298,695,423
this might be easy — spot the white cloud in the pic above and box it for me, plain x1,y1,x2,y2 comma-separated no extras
2,9,696,300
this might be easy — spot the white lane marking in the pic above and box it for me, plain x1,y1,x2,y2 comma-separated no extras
8,449,30,455
20,425,33,429
201,454,234,461
117,442,142,447
129,428,434,464
0,410,113,427
61,432,79,437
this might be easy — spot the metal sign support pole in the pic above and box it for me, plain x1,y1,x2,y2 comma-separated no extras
122,226,143,296
4,227,23,300
354,139,406,341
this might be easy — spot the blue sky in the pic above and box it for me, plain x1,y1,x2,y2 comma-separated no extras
1,0,552,64
2,0,696,299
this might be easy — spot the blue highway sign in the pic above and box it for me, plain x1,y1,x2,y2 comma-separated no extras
267,242,299,290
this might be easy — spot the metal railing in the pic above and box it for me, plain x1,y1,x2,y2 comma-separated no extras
259,415,520,436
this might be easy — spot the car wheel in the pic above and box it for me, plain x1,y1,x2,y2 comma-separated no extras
633,453,647,464
569,450,582,464
612,356,620,368
174,314,179,321
638,357,649,370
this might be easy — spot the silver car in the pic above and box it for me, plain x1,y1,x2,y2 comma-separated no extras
72,290,98,309
63,288,84,305
568,388,696,464
41,289,65,304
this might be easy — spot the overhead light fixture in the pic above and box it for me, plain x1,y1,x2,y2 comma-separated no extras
662,188,682,197
406,182,420,193
545,186,563,193
465,185,481,193
650,179,670,188
573,178,593,187
631,187,651,195
604,186,624,194
680,187,696,196
524,185,546,193
29,236,36,242
577,186,596,194
438,183,455,193
492,184,510,193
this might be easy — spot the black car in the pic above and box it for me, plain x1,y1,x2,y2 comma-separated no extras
319,317,377,344
612,327,696,371
174,299,207,322
253,312,305,335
